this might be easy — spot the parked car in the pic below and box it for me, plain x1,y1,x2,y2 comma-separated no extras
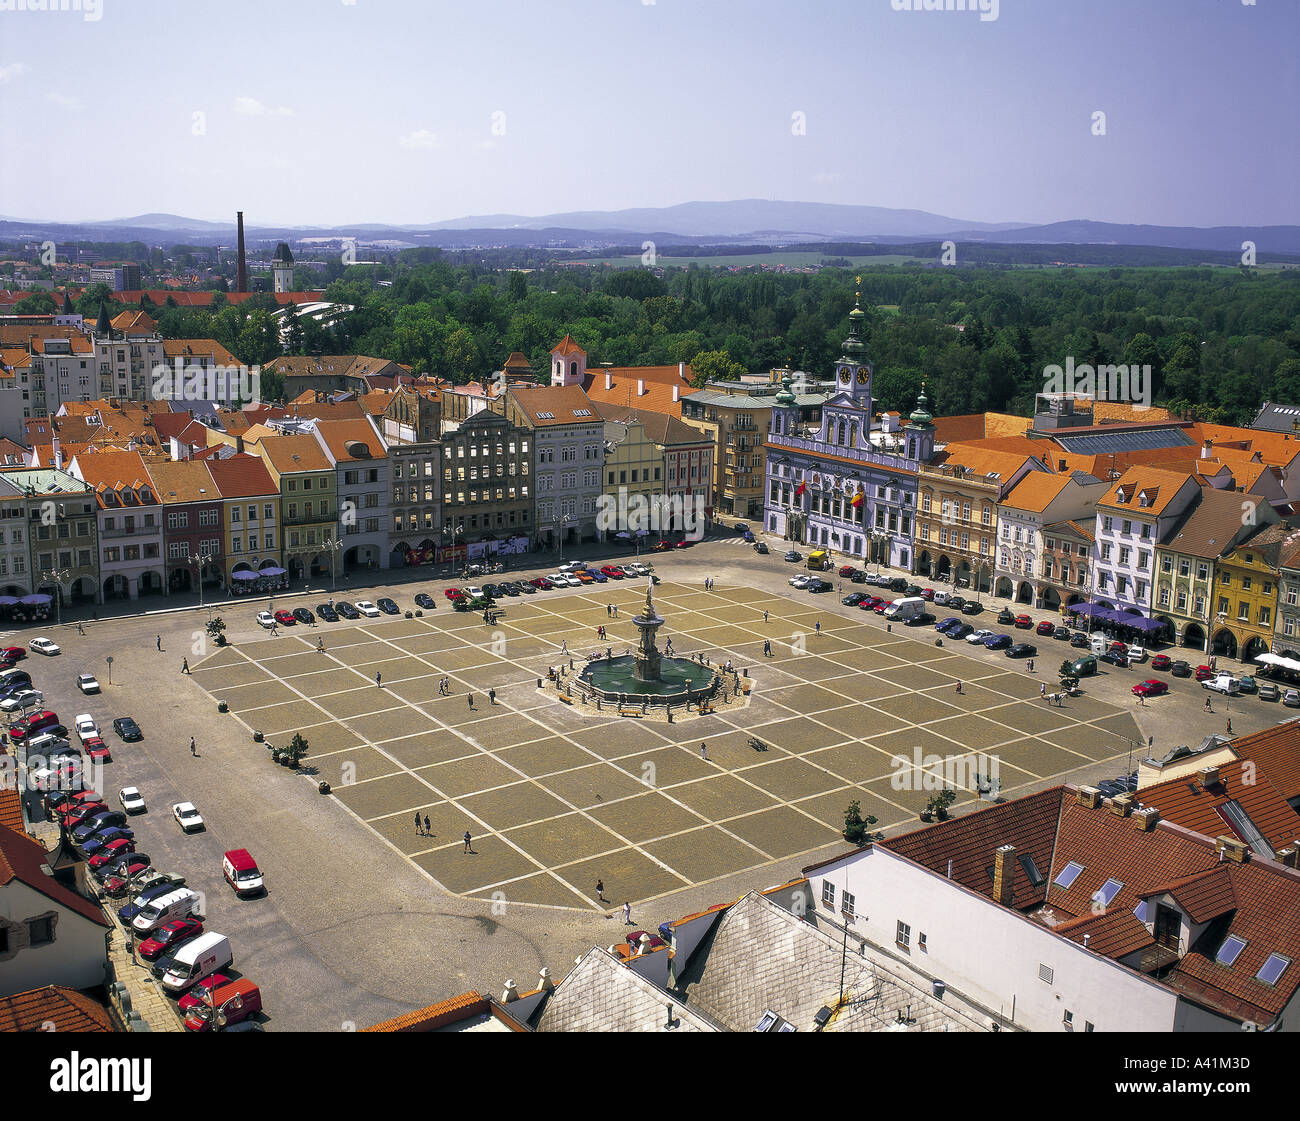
0,688,43,713
935,617,964,634
222,849,264,897
1127,645,1147,663
292,607,315,624
113,716,142,741
1236,675,1258,695
88,838,136,871
996,608,1017,626
273,610,295,626
1052,627,1072,641
783,550,802,562
1194,664,1214,682
183,979,261,1032
336,602,361,619
960,601,984,616
1035,620,1055,637
137,917,204,962
76,672,101,694
947,623,974,640
1100,651,1128,668
355,600,382,618
1071,656,1099,677
947,596,966,610
933,591,950,606
673,539,694,549
1284,689,1300,709
789,574,811,589
1151,653,1172,671
1259,682,1281,701
119,786,147,814
118,876,186,924
80,826,136,855
1132,679,1169,698
754,541,770,555
414,593,436,609
74,714,99,745
172,801,205,833
1203,673,1240,696
966,628,995,645
1014,614,1033,629
10,711,60,742
904,612,936,627
1170,660,1192,677
377,598,400,614
1006,642,1037,659
316,604,339,622
842,592,867,606
255,611,275,629
919,588,935,602
82,736,112,763
28,637,60,656
806,579,833,593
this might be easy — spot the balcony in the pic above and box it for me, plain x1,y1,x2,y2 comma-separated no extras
770,431,917,471
100,525,159,539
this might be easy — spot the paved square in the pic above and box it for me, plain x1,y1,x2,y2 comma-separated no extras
193,579,1142,911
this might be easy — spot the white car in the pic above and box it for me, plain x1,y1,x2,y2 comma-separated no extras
28,637,61,656
119,786,147,814
1284,689,1300,709
355,600,381,618
789,574,811,589
1127,645,1147,663
559,561,586,574
256,611,275,628
625,562,649,577
0,689,42,713
1203,673,1240,696
171,801,204,833
933,591,950,606
465,587,484,599
966,628,996,645
74,714,99,744
76,673,100,694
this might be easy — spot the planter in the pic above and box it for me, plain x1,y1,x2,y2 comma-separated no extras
405,611,413,619
253,730,263,743
919,811,933,822
272,750,286,765
935,809,949,821
318,781,331,795
415,610,422,617
217,700,228,713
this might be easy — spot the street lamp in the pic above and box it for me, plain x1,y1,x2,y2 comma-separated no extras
553,513,573,564
187,551,211,610
40,567,72,626
322,537,344,591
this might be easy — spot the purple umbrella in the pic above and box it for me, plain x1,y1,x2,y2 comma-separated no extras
0,596,17,606
21,594,51,605
260,566,286,576
232,570,259,582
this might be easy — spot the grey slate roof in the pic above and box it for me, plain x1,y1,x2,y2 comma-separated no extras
1251,402,1300,433
533,947,719,1033
678,891,991,1033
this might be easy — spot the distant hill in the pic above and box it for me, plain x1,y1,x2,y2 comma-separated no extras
1,200,1296,255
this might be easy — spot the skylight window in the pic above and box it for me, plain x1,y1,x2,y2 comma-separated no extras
1053,861,1084,889
1216,936,1247,966
1257,953,1290,986
536,411,555,419
1092,879,1124,907
1133,900,1149,922
1018,853,1045,887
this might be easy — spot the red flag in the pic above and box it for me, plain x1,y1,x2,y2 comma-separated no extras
851,490,864,508
794,481,806,498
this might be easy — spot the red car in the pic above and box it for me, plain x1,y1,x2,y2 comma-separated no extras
88,838,135,869
443,588,463,599
920,588,935,601
1014,614,1033,629
61,803,107,829
102,860,153,896
1132,679,1169,698
859,596,883,611
9,710,59,742
1194,664,1214,682
874,600,892,614
82,736,112,763
1151,653,1172,671
273,609,295,626
652,541,673,552
601,565,625,579
0,646,26,662
838,565,856,578
137,917,204,961
1109,641,1127,654
1036,620,1056,637
531,577,554,590
177,973,234,1015
674,539,694,549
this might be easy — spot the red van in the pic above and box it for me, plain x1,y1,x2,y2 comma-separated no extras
222,849,264,897
183,979,261,1032
10,710,59,741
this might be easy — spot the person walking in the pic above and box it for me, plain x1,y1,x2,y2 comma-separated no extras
376,671,382,688
763,609,769,624
181,658,190,674
699,742,709,761
424,813,431,836
596,879,606,903
815,620,821,636
1204,695,1213,713
317,637,324,652
1226,718,1233,735
189,736,196,757
1040,682,1046,699
415,812,423,835
468,694,476,711
622,901,633,926
463,830,473,853
488,688,497,706
955,679,962,694
76,621,85,636
156,634,162,651
561,639,568,654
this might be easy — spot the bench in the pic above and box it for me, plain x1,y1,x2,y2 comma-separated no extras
618,708,643,719
557,693,574,705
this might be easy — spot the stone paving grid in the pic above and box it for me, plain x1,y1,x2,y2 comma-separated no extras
191,581,1142,911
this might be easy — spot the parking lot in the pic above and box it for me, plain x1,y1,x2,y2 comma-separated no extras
8,536,1284,1028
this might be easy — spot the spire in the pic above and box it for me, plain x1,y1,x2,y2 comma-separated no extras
774,373,795,407
95,302,111,336
908,381,934,428
61,292,75,315
840,277,865,360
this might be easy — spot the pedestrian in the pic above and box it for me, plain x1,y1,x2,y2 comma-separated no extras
489,688,497,706
1204,696,1213,712
561,639,568,654
699,742,709,761
156,634,162,651
1040,682,1046,699
468,694,476,711
376,671,382,688
622,901,633,926
887,623,892,633
181,658,190,674
463,830,472,853
317,637,324,652
596,878,606,903
424,813,431,835
271,622,278,637
416,812,422,834
189,736,196,757
77,621,85,635
815,621,821,636
955,679,962,694
612,604,618,617
1226,718,1233,735
606,604,612,617
763,610,769,624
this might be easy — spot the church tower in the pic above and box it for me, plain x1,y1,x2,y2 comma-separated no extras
272,243,295,294
550,334,587,387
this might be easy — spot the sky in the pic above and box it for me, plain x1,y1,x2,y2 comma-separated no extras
0,0,1296,228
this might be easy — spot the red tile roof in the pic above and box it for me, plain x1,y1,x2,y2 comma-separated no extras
0,824,109,926
551,334,586,358
0,986,114,1033
1136,761,1300,854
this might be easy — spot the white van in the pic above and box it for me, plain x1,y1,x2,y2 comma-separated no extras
27,732,73,759
131,887,198,934
1089,635,1108,656
161,932,232,993
885,596,926,621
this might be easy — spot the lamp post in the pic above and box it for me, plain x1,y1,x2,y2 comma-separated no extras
322,536,344,591
187,551,210,610
40,567,72,626
553,513,573,564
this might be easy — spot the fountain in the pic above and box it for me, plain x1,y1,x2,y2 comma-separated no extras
575,578,722,709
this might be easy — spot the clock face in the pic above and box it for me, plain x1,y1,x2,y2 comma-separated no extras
839,366,850,383
857,368,869,384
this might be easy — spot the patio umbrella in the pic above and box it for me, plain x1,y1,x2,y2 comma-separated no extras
260,566,286,576
21,594,51,604
0,596,17,606
232,570,259,582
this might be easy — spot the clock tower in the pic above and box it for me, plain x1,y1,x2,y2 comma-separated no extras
833,280,873,408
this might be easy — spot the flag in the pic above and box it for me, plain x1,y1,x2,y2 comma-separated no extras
794,481,806,499
851,490,864,508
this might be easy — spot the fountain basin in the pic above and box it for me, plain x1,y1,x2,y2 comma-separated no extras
577,654,720,706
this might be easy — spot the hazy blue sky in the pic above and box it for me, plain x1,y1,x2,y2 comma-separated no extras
1,0,1295,227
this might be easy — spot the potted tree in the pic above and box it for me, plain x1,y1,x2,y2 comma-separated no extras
842,799,880,845
927,788,957,822
206,617,227,647
285,732,310,769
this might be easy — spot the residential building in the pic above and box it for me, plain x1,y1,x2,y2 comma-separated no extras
1,467,99,606
1272,534,1300,657
1154,491,1276,653
205,454,281,584
995,469,1108,609
253,435,336,581
0,476,30,596
313,417,388,572
144,459,224,595
916,446,1044,591
380,387,443,568
1212,519,1292,663
494,384,602,548
1041,520,1095,610
439,409,533,559
1092,467,1202,619
66,448,165,601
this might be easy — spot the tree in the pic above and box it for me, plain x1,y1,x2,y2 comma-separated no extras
688,348,745,388
206,617,227,646
507,270,527,301
280,302,304,355
842,799,879,844
286,733,310,767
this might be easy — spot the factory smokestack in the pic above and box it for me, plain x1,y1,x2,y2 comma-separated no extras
236,210,247,293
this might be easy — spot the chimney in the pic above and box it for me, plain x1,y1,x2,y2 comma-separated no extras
679,361,686,380
1110,791,1135,817
235,435,244,455
992,843,1017,906
236,211,247,293
1274,845,1299,869
500,979,518,1003
605,372,612,391
1201,438,1212,459
637,378,646,397
1077,786,1102,809
1133,806,1160,832
1215,835,1249,864
673,385,680,403
538,967,554,991
1197,765,1221,790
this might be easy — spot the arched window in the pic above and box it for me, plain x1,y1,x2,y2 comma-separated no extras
570,362,577,379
